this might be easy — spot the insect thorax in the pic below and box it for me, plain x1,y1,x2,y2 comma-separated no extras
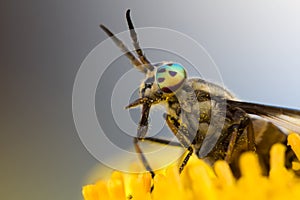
145,77,237,156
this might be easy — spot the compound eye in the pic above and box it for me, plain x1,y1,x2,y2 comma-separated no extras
156,63,187,93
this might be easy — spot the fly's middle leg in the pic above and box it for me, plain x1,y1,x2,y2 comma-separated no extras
225,109,256,163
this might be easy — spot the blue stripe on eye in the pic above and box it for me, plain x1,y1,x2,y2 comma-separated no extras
168,71,177,77
157,68,166,73
157,77,165,83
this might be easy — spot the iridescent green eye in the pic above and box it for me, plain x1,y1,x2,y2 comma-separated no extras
156,63,187,93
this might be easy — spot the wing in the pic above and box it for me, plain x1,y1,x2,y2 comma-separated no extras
227,100,300,134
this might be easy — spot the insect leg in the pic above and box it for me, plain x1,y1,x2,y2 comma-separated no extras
136,113,192,175
164,113,194,173
133,137,155,178
125,10,154,71
142,137,182,147
225,116,255,163
179,147,194,174
137,103,151,138
164,114,192,148
133,136,182,192
133,103,155,179
133,137,183,173
246,119,256,151
126,96,167,109
224,124,239,163
99,24,147,73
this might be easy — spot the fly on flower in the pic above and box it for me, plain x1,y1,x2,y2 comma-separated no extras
100,9,300,178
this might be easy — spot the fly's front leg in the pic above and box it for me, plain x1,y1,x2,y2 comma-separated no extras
133,108,185,192
137,103,151,138
127,96,166,180
132,103,157,191
133,137,183,176
133,114,184,192
133,137,155,178
164,113,194,173
133,103,155,178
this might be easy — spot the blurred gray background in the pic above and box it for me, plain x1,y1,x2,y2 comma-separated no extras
1,1,300,200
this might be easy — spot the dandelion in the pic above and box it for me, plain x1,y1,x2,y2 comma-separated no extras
82,133,300,200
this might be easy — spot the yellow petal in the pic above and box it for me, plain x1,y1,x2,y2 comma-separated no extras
107,172,125,199
123,172,151,200
83,134,300,200
288,133,300,160
214,160,235,186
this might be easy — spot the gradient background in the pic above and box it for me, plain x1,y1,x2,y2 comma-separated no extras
1,1,300,200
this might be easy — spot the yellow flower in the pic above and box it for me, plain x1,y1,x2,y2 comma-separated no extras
83,133,300,200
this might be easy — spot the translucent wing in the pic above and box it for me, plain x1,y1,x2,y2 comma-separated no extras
227,100,300,134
